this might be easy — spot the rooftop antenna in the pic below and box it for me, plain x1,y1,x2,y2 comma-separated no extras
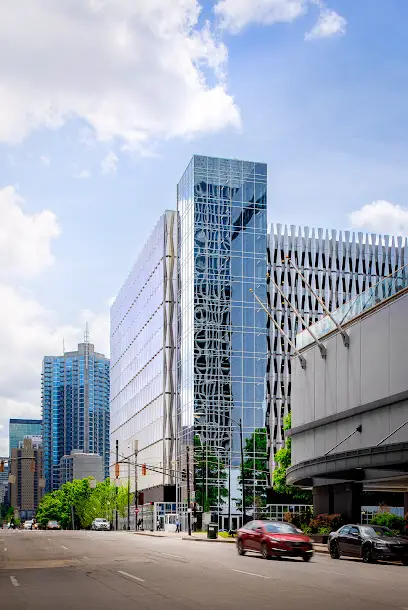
84,322,90,371
62,337,65,355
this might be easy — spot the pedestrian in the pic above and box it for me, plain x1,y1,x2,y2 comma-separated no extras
137,518,142,530
175,518,181,533
157,518,161,531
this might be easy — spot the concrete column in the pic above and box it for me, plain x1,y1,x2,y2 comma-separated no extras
313,485,333,515
333,482,362,522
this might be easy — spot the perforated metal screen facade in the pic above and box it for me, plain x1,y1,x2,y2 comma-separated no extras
267,224,408,467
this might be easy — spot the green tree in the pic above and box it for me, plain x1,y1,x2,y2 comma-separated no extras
237,428,269,511
273,414,312,503
194,436,228,511
35,478,133,529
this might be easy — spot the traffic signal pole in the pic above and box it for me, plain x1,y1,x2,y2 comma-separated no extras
186,445,191,536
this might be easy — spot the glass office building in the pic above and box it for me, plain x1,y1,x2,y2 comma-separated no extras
177,155,268,513
110,211,177,502
42,338,110,491
9,419,42,456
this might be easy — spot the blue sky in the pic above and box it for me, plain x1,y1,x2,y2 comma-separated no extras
1,0,408,453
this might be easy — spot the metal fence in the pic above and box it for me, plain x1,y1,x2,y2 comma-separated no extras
360,506,404,524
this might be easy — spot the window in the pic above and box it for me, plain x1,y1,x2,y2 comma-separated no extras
338,526,350,535
349,527,359,536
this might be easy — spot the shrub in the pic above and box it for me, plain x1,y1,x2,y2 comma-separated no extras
283,511,302,527
370,512,405,533
309,514,343,533
301,524,312,535
318,526,331,535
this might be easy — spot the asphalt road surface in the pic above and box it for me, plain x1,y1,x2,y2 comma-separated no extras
1,530,408,610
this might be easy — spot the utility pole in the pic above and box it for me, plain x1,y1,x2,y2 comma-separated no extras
186,445,191,536
115,439,119,531
239,419,247,525
134,440,138,531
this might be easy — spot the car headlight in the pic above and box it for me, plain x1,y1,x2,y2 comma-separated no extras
374,541,387,549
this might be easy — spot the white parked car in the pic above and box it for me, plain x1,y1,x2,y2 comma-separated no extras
91,518,110,531
23,520,34,530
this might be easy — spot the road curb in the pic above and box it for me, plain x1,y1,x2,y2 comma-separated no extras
182,537,235,543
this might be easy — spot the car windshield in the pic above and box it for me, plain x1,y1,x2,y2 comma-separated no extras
95,519,107,522
263,523,302,534
360,526,395,537
49,521,58,525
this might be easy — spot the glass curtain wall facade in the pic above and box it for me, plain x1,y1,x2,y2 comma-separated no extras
267,224,408,470
177,155,268,513
9,419,42,456
42,340,110,491
110,211,177,501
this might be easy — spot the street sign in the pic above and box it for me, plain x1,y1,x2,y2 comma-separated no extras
134,508,140,514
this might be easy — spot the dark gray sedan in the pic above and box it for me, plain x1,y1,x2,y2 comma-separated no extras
328,524,408,565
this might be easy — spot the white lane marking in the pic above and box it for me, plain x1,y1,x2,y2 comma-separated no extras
317,568,347,576
118,570,145,583
83,556,89,560
230,569,270,579
48,538,51,541
160,552,183,559
4,548,7,551
61,545,68,550
10,576,19,587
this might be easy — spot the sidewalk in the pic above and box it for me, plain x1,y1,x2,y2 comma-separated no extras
132,530,328,553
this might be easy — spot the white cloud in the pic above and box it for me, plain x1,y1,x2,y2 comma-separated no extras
214,0,346,40
75,169,91,180
0,0,240,149
0,186,109,458
0,283,110,457
40,155,51,168
305,8,347,40
101,151,118,175
349,200,408,237
0,186,60,279
214,0,306,32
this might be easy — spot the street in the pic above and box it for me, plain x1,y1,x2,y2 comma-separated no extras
0,530,407,609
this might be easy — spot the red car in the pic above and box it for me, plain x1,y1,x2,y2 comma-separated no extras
237,520,313,561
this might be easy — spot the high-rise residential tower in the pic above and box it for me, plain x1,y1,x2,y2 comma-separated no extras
177,155,268,513
42,336,110,491
267,224,408,466
110,211,177,502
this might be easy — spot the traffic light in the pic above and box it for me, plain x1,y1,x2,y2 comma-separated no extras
141,463,147,476
30,459,36,473
115,462,120,478
181,469,187,481
0,461,4,473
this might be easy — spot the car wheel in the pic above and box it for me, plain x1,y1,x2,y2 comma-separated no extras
261,543,271,560
302,554,312,562
362,545,376,564
330,541,340,559
402,558,408,566
237,540,246,556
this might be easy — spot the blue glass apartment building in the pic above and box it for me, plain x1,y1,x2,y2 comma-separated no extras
177,155,268,511
42,339,110,491
9,419,42,456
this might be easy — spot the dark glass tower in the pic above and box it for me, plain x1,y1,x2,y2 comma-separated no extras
42,337,110,491
177,155,268,515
